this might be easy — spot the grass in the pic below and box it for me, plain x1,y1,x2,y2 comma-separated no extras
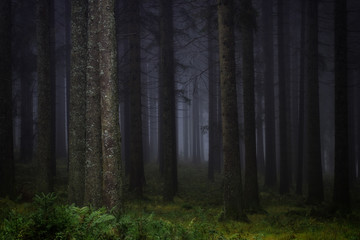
1,160,360,239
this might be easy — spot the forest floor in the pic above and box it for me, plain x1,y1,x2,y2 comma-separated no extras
1,160,360,239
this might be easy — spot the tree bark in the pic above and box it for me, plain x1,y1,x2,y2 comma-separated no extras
98,0,123,210
68,0,87,206
296,0,305,195
241,0,260,211
333,0,350,212
218,0,245,221
84,0,103,208
128,0,145,197
306,0,324,204
277,0,289,195
0,0,15,198
262,0,276,189
159,0,177,201
36,0,54,193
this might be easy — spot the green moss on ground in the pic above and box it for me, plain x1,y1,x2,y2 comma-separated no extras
1,162,359,239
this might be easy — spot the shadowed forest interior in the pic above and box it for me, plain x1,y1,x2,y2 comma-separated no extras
1,0,360,239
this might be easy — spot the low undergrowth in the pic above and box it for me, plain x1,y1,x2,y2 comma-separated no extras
1,162,360,239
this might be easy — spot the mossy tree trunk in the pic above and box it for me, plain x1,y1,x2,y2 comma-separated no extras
240,0,260,211
262,0,276,190
306,0,324,204
68,0,87,206
333,0,350,213
98,0,123,210
36,0,54,193
218,0,245,221
84,0,103,208
159,0,177,201
0,0,15,198
128,0,145,197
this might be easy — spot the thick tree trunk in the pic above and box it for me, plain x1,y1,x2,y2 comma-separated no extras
98,0,123,210
128,0,145,197
68,0,87,206
218,0,245,221
36,0,54,193
333,0,350,212
241,0,260,211
306,0,324,204
262,0,277,189
159,0,177,201
84,0,103,208
0,0,15,198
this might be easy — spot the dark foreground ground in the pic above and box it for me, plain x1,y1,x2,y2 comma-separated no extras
1,161,360,239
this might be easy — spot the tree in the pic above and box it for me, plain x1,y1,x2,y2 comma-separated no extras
98,0,123,209
240,0,260,211
159,0,177,201
0,0,15,198
333,0,350,212
128,0,145,197
207,0,218,181
68,0,87,206
262,0,277,189
306,0,323,204
36,0,54,193
218,0,245,220
296,0,306,195
84,0,103,208
277,0,289,195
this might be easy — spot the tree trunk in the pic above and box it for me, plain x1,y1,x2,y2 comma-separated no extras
98,0,123,210
68,0,87,206
333,0,350,212
277,0,289,195
159,0,177,201
84,0,102,208
218,0,245,221
296,0,305,195
241,0,260,211
306,0,324,204
0,0,15,198
208,1,216,181
262,0,277,189
128,0,145,197
36,0,54,193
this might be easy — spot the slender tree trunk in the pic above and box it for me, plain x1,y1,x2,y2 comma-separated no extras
0,0,15,198
20,70,33,163
49,0,56,177
192,83,200,164
333,0,350,212
84,0,102,208
68,0,87,206
296,0,306,195
241,0,260,211
36,0,54,193
278,0,289,195
208,1,216,181
128,0,145,197
159,0,177,201
218,0,245,221
306,0,324,204
262,0,277,189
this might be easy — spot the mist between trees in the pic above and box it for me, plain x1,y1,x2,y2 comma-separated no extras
1,0,360,221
